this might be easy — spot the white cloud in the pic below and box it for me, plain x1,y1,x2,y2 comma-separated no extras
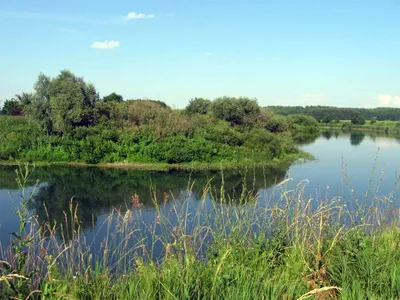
205,52,213,56
91,40,120,50
123,12,155,20
377,94,400,107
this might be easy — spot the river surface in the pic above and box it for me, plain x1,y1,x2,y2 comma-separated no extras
1,131,400,250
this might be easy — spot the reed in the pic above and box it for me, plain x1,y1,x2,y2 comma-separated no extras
0,163,399,299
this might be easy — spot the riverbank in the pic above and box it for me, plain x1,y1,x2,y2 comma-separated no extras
0,165,399,299
319,120,400,134
0,151,313,171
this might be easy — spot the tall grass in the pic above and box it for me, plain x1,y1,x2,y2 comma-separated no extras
0,163,399,299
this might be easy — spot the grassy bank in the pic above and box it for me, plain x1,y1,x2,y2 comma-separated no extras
1,164,399,299
320,120,400,134
0,151,313,171
0,105,318,170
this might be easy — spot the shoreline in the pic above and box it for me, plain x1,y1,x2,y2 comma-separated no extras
319,124,400,134
0,151,313,172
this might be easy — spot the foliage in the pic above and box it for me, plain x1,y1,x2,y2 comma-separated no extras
211,96,260,127
103,92,123,102
1,99,23,116
1,70,321,167
321,113,334,124
184,97,211,115
0,164,39,299
263,114,289,133
0,169,399,299
287,114,318,127
48,70,98,133
350,112,366,125
24,70,98,134
268,105,400,121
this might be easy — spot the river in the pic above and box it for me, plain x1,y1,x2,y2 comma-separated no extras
1,130,399,251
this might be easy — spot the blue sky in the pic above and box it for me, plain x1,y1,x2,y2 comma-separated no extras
1,0,399,108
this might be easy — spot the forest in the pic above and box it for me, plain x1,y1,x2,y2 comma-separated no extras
0,70,318,167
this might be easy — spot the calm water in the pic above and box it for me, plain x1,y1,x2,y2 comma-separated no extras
1,131,399,249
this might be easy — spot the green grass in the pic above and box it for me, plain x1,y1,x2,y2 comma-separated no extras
0,151,313,171
0,164,399,299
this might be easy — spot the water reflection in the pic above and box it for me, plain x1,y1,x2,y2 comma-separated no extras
350,132,365,146
2,130,400,247
0,165,287,238
321,131,333,140
293,132,320,145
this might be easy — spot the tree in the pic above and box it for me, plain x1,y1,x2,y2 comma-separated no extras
321,113,334,124
1,99,23,115
211,97,260,127
25,73,53,133
184,98,211,115
103,92,123,102
263,115,289,133
26,70,99,134
48,70,98,133
15,92,33,108
288,114,318,127
351,112,366,125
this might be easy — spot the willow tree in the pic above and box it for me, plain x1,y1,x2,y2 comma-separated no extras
26,70,99,134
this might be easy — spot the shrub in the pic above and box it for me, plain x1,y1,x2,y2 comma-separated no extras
184,98,211,115
351,112,366,125
211,97,260,127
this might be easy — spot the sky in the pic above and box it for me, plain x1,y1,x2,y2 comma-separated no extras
1,0,400,109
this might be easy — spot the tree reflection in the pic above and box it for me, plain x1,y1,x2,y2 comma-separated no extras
321,131,333,140
350,132,365,146
0,166,289,235
292,132,320,146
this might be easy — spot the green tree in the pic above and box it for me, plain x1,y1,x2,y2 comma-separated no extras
351,112,366,125
288,114,318,127
25,73,53,133
15,92,33,108
49,70,98,133
211,97,260,127
103,92,123,102
1,99,23,115
25,71,99,134
263,115,289,133
321,113,334,124
184,98,211,115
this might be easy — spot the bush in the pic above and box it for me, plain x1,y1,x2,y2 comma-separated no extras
211,97,260,127
263,115,289,133
351,113,366,125
197,121,244,147
184,98,211,115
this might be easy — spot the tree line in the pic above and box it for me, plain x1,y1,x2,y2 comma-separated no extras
267,105,400,122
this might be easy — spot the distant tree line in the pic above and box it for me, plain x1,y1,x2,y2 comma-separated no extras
267,106,400,122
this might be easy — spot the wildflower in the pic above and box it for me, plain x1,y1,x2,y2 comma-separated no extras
131,193,143,209
155,214,161,224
